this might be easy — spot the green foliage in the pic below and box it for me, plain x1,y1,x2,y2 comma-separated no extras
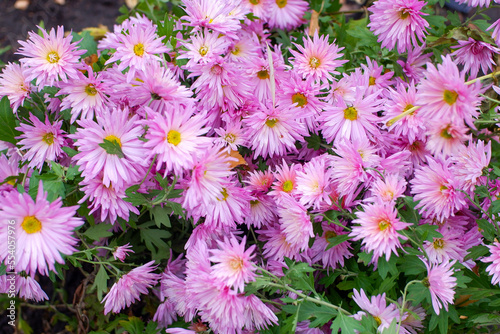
0,96,21,145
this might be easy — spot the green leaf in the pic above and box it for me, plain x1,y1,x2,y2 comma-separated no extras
151,206,171,228
125,185,148,206
65,165,81,181
62,146,78,157
92,265,110,301
99,138,124,158
71,30,97,58
331,312,365,334
304,133,322,150
140,228,171,252
326,234,353,250
0,96,21,144
283,301,337,327
84,223,113,241
465,245,489,261
477,219,496,240
19,317,34,334
119,316,144,334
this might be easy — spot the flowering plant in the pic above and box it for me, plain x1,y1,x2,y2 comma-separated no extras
2,0,500,333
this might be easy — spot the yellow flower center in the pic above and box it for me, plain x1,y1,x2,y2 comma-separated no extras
433,238,445,249
276,0,287,8
324,230,338,242
403,104,414,114
217,188,229,201
104,135,122,147
167,130,181,146
443,90,458,105
133,43,145,57
199,45,208,56
231,46,241,55
224,133,236,144
378,219,391,231
249,0,260,4
229,257,244,270
250,199,259,206
257,69,270,79
369,76,376,86
292,93,308,108
309,56,320,69
47,51,60,64
283,180,293,192
440,126,453,139
344,106,358,121
440,185,448,191
22,216,42,234
266,118,278,128
422,277,430,287
374,316,382,327
400,10,410,20
85,84,98,96
42,132,54,145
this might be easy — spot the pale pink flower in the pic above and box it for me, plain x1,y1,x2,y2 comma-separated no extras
102,261,160,314
269,160,301,199
310,222,353,270
246,193,276,228
277,195,314,252
350,203,411,261
0,275,48,302
259,222,303,261
423,227,467,264
398,298,426,334
352,289,400,332
361,57,394,97
0,182,83,276
451,37,500,78
0,62,32,113
17,26,85,88
425,121,468,158
450,140,491,193
214,121,248,153
0,154,28,197
487,18,500,47
455,0,494,7
368,0,429,53
289,32,347,83
397,43,432,82
423,260,457,315
246,169,275,193
113,243,135,262
295,155,333,210
482,241,500,286
16,114,65,170
365,174,407,205
241,0,271,19
267,0,309,30
178,28,230,68
209,235,257,293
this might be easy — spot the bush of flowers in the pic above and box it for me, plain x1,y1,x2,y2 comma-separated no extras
3,0,500,332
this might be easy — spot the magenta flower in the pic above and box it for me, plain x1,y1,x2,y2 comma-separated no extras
397,43,432,82
277,195,314,252
289,32,347,83
267,0,309,30
310,221,353,270
102,261,160,314
368,0,429,53
0,62,32,113
16,114,65,170
178,29,230,69
455,0,494,7
451,37,500,78
423,260,457,315
350,203,411,261
112,243,135,262
209,235,257,293
482,241,500,286
0,182,83,276
451,140,491,193
352,289,400,332
16,26,85,88
295,155,333,210
423,227,467,264
425,121,468,158
0,274,48,302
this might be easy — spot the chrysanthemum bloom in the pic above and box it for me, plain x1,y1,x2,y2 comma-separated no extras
246,169,275,193
397,43,432,82
209,235,257,293
16,114,65,170
267,0,309,30
259,222,303,261
0,183,83,276
361,57,394,97
482,241,500,286
246,193,276,228
416,55,482,128
423,227,467,264
70,107,148,189
397,298,426,334
102,261,160,314
384,82,426,143
352,289,400,332
289,32,347,83
57,65,110,123
178,29,230,69
364,174,407,205
142,107,210,177
295,155,333,210
16,26,85,88
105,20,169,82
451,140,491,193
242,0,271,19
214,121,248,153
455,0,494,7
310,221,353,270
0,154,28,197
320,88,382,144
277,195,314,252
425,121,468,158
487,18,500,47
113,243,134,262
0,62,31,113
0,274,49,302
227,34,261,63
350,203,411,261
269,160,301,199
368,0,429,53
451,37,500,78
423,260,457,315
411,157,467,220
154,299,178,329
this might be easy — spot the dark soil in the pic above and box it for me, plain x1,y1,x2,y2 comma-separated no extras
0,0,125,65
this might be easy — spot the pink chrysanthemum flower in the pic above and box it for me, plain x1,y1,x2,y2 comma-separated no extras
350,203,411,261
246,169,275,193
368,0,429,53
209,235,257,293
246,193,276,228
320,88,382,144
214,121,248,153
295,155,333,210
423,260,457,315
482,241,500,286
398,298,426,334
416,55,482,128
0,274,49,302
70,107,148,189
0,183,83,276
455,0,494,7
242,0,271,19
310,221,353,270
451,140,491,193
178,29,230,69
102,261,160,314
397,43,432,82
289,32,347,83
16,114,65,170
113,243,135,262
352,289,400,332
17,26,85,88
425,121,468,158
0,62,32,113
487,18,500,47
411,157,467,220
277,195,314,252
57,65,110,123
365,174,407,205
259,222,303,261
142,107,210,177
269,160,301,199
361,57,394,97
267,0,308,30
0,154,28,197
423,227,467,264
451,37,500,78
105,21,169,82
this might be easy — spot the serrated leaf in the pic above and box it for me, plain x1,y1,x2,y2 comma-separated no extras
62,146,78,157
65,165,81,180
140,228,171,252
99,138,124,158
477,219,496,240
331,312,365,334
166,201,184,216
92,265,110,301
71,30,97,59
305,133,322,150
326,234,353,250
0,96,21,144
84,223,113,241
151,206,171,228
119,316,144,334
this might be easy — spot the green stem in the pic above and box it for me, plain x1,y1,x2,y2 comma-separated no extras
397,280,423,334
460,190,499,235
479,93,500,105
466,71,500,86
320,213,352,232
139,154,157,188
386,106,421,127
